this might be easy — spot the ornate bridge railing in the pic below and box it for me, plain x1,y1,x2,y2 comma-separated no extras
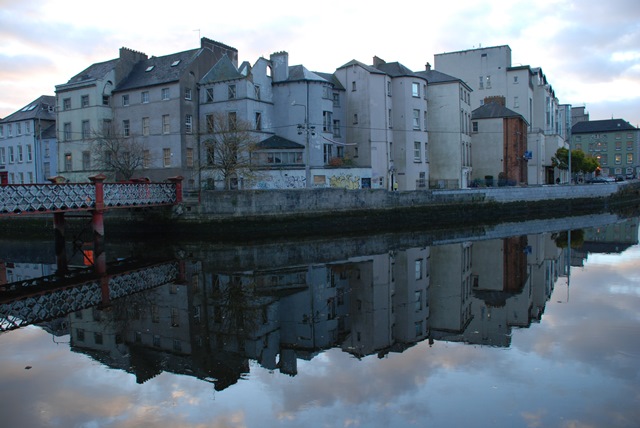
0,259,181,332
0,174,182,216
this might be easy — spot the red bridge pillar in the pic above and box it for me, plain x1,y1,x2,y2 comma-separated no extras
88,174,106,275
168,176,184,203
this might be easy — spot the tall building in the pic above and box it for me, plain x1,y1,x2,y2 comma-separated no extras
0,95,57,183
435,45,567,185
415,63,473,188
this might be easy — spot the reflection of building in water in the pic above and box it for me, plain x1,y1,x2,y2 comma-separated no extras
342,247,430,358
1,262,57,284
428,242,473,341
575,218,639,262
431,234,559,347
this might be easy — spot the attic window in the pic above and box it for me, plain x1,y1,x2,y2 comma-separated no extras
171,60,181,67
145,66,155,72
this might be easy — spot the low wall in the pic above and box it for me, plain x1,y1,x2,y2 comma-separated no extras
192,181,637,219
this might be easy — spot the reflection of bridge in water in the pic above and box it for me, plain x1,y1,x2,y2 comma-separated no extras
0,258,182,333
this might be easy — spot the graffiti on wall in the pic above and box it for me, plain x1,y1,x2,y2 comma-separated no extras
255,175,306,189
329,174,361,189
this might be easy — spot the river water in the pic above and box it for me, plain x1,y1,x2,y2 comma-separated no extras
1,212,639,428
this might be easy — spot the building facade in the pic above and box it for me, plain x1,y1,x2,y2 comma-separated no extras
0,95,57,183
571,119,639,179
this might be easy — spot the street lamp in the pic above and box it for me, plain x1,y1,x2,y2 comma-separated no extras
292,101,314,188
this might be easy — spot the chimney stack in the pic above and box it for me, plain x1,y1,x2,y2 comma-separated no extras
270,51,289,82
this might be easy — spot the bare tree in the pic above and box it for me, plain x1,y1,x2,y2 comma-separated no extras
201,112,260,190
90,125,147,181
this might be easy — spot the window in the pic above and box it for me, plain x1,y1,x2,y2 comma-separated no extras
513,76,519,84
63,98,71,110
17,145,23,163
415,320,423,337
102,119,112,136
412,109,420,129
206,114,214,133
25,122,30,134
514,96,519,108
163,148,171,167
26,144,33,162
141,91,149,103
414,141,421,162
627,141,634,150
122,94,129,106
205,88,214,102
0,148,5,164
472,121,478,133
415,259,423,279
387,81,392,96
64,123,71,141
227,112,237,130
8,147,14,163
323,144,332,164
323,111,332,132
82,151,91,170
333,93,340,107
81,95,89,107
254,85,261,100
353,113,358,124
123,120,130,137
7,124,11,137
186,148,194,167
0,125,3,138
351,81,356,91
228,84,236,99
162,88,170,100
16,123,21,135
255,112,262,131
162,115,170,134
185,114,193,134
615,154,622,164
627,153,634,164
27,172,33,183
142,117,150,136
333,120,341,137
616,141,622,150
424,142,428,163
64,153,72,171
415,290,422,311
143,150,150,168
82,120,90,139
102,95,110,106
145,65,154,72
412,82,420,97
424,111,428,131
388,109,393,128
171,308,179,327
184,88,192,100
479,76,484,89
486,75,491,88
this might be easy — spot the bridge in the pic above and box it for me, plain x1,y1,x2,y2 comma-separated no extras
0,172,183,216
0,258,183,333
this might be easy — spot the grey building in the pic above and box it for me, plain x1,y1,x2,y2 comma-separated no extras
0,95,57,183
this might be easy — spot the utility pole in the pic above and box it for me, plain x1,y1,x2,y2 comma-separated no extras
292,101,315,188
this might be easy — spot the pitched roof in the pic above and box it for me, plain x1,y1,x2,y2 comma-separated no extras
286,65,328,83
374,61,425,79
114,48,201,91
313,72,345,90
472,102,526,123
572,119,637,134
0,95,56,123
257,135,304,150
414,69,460,84
200,55,244,84
63,58,119,85
336,59,385,74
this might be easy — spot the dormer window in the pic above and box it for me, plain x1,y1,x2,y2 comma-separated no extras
145,66,155,72
171,60,181,67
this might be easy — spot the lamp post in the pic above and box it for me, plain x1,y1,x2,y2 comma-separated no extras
292,101,314,188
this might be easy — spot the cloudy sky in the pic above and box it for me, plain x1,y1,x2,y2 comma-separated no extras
1,0,639,126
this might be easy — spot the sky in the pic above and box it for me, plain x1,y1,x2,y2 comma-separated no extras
1,0,639,127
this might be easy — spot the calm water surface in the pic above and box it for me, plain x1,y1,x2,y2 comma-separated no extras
1,214,639,428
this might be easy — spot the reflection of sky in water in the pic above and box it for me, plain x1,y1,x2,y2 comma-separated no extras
1,240,639,427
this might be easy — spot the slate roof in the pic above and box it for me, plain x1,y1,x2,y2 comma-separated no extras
257,135,304,150
336,59,385,74
572,119,637,134
314,72,345,90
62,58,119,85
414,69,460,85
0,95,56,123
200,55,244,84
374,61,425,79
114,48,201,92
286,65,328,83
472,102,527,123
